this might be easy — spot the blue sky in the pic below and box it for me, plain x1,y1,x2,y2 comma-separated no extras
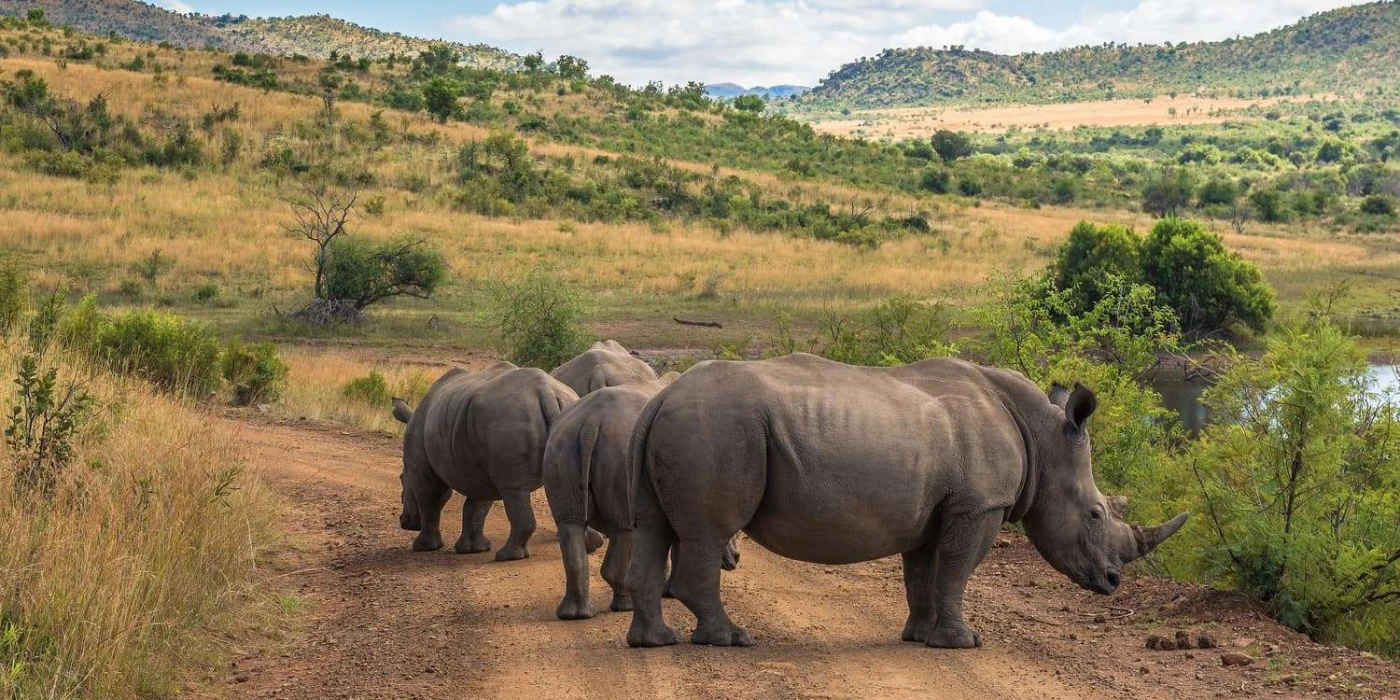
160,0,1370,86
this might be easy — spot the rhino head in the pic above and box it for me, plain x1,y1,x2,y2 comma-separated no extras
1022,384,1188,595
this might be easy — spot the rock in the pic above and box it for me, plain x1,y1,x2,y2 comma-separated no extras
1093,614,1107,624
1263,643,1280,658
1221,652,1254,667
1175,630,1192,648
1197,633,1218,649
1160,639,1178,651
1145,635,1164,650
257,403,271,415
235,674,251,683
1139,666,1150,675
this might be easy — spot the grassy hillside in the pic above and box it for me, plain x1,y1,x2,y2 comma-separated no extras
0,0,516,68
803,1,1400,109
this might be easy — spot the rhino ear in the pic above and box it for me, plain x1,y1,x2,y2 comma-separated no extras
1065,383,1097,434
1048,383,1071,409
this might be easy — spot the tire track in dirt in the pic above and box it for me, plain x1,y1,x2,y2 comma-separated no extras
204,416,1398,700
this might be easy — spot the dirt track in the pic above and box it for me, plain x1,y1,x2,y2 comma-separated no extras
206,417,1399,700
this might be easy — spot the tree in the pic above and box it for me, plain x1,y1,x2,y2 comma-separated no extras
322,236,446,311
1140,218,1274,334
523,51,544,71
555,55,589,81
421,77,461,123
1051,222,1142,314
285,180,357,301
930,130,973,163
732,94,765,113
1141,167,1198,218
1361,194,1397,217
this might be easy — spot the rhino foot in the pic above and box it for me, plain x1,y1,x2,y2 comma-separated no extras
494,545,530,562
924,625,982,649
627,621,679,648
585,528,605,554
556,597,598,621
454,536,492,554
609,593,633,612
691,623,753,647
412,533,444,552
901,617,937,643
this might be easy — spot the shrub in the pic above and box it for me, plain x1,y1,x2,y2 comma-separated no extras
1051,221,1141,314
491,267,591,369
341,370,390,407
1197,178,1239,208
321,236,447,311
931,130,973,163
1140,218,1275,335
1184,321,1400,655
91,311,222,397
919,167,951,194
5,354,93,497
221,341,288,406
1361,194,1397,218
0,260,27,334
1141,168,1198,218
129,250,175,289
772,296,957,367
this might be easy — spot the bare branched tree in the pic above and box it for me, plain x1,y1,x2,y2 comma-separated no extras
284,179,358,300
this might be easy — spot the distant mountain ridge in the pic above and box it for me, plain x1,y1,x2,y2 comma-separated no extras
805,0,1400,109
705,83,810,100
0,0,518,68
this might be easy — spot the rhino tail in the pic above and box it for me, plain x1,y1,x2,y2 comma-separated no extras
391,397,414,424
626,392,669,530
577,423,599,525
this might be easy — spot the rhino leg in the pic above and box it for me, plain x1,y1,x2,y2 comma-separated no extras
900,541,939,643
601,531,633,612
586,527,605,554
626,485,679,647
555,521,598,620
671,537,752,647
410,483,451,552
494,488,536,562
924,512,1001,649
454,499,494,554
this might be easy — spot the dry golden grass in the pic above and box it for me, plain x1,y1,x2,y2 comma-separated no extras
806,95,1308,138
276,346,444,434
0,343,276,699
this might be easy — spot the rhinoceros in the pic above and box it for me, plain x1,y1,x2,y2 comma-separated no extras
549,340,658,397
624,353,1188,648
391,362,578,561
543,373,738,620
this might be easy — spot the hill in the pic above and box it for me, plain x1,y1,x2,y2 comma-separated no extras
705,82,810,100
803,0,1400,109
0,0,517,67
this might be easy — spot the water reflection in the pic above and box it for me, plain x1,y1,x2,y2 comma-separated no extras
1151,363,1398,437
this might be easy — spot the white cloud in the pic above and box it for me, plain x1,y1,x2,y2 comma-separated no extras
157,0,195,14
450,0,1369,87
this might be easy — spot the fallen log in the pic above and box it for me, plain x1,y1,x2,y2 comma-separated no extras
673,317,723,329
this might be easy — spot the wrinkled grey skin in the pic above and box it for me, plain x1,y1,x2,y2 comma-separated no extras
392,362,579,562
549,340,658,397
543,373,737,621
625,353,1188,649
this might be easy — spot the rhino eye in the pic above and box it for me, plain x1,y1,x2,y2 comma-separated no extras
1088,509,1103,520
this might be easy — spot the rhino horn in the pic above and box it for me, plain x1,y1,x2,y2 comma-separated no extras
1129,512,1189,560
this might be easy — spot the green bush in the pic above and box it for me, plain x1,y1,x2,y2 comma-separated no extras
0,259,28,333
322,236,447,311
1051,221,1142,314
1184,321,1400,655
1141,218,1275,335
491,267,590,369
1360,194,1397,217
773,296,957,367
92,311,222,397
1141,168,1198,218
341,370,390,407
221,341,288,406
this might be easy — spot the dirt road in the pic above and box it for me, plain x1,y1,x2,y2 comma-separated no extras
207,417,1398,700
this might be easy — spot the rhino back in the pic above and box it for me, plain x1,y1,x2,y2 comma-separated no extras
550,348,658,396
644,354,1029,564
543,384,657,533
